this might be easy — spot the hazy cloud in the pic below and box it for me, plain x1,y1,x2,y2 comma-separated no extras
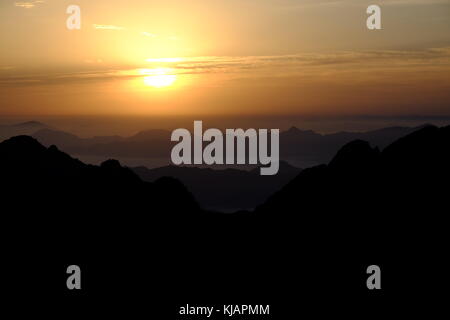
14,0,44,9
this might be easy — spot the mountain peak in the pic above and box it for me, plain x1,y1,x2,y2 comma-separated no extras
101,159,122,169
329,139,379,170
283,126,319,136
13,121,46,128
286,126,300,132
1,135,45,150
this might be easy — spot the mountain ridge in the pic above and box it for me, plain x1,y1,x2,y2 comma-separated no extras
27,124,427,167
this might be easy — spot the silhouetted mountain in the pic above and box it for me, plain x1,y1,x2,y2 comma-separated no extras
257,124,449,215
1,134,278,305
0,135,201,223
133,161,301,211
3,126,449,310
249,125,450,303
254,124,449,282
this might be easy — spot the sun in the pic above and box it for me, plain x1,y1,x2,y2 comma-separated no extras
144,74,177,88
139,68,177,88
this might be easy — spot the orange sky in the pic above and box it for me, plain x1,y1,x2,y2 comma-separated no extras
1,0,450,117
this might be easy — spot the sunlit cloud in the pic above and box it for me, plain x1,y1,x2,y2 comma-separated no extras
93,24,126,31
14,1,44,9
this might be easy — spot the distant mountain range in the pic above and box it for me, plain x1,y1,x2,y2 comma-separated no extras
0,120,439,211
279,125,425,166
2,123,447,218
0,121,49,141
32,128,171,159
9,122,427,167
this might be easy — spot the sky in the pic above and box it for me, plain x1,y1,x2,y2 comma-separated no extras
1,0,450,118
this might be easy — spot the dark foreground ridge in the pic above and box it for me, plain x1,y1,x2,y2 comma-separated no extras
1,126,449,315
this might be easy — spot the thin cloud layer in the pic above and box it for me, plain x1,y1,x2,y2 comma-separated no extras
1,47,450,86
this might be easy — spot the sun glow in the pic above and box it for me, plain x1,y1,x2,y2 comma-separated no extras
144,74,177,88
139,68,177,88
